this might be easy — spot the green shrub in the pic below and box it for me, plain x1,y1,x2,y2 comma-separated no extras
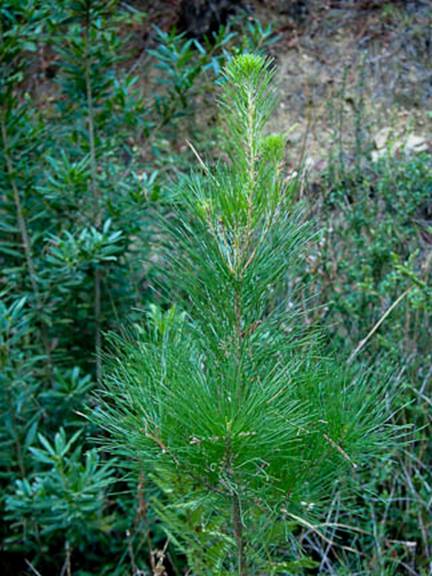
94,54,400,576
299,108,431,573
0,1,275,573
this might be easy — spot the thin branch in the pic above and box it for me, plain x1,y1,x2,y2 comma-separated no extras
83,8,102,385
25,560,43,576
1,113,54,386
1,118,40,298
185,139,209,175
232,490,247,576
60,541,72,576
323,433,358,469
284,511,357,553
348,288,412,364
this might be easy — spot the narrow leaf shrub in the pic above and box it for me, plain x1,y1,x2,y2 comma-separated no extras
95,55,398,575
0,1,275,572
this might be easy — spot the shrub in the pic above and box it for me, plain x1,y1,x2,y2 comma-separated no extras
0,1,274,572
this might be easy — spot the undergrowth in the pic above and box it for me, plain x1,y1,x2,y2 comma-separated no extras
0,1,430,575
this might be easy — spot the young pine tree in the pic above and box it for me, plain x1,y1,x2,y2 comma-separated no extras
95,55,396,575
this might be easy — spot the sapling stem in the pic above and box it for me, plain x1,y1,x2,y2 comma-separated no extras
232,490,247,576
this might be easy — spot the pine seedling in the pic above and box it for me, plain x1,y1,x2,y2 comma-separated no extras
95,55,397,575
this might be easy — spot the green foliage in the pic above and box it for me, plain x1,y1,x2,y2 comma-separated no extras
6,429,113,547
301,147,432,575
1,0,429,573
95,55,399,575
0,1,275,573
322,153,432,347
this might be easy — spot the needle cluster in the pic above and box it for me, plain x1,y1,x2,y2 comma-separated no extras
95,54,396,575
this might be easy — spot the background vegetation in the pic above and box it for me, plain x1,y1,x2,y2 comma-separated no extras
0,1,430,575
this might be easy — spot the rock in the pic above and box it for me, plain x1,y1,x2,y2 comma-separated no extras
372,128,429,161
405,134,429,153
373,127,392,150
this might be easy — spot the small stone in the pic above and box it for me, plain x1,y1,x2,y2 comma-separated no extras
404,134,429,153
374,127,392,150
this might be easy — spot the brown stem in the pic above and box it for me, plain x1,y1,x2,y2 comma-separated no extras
65,540,72,576
232,490,247,576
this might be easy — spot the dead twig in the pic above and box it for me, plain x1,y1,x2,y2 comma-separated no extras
348,288,412,364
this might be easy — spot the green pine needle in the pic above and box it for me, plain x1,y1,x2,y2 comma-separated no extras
93,54,400,575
